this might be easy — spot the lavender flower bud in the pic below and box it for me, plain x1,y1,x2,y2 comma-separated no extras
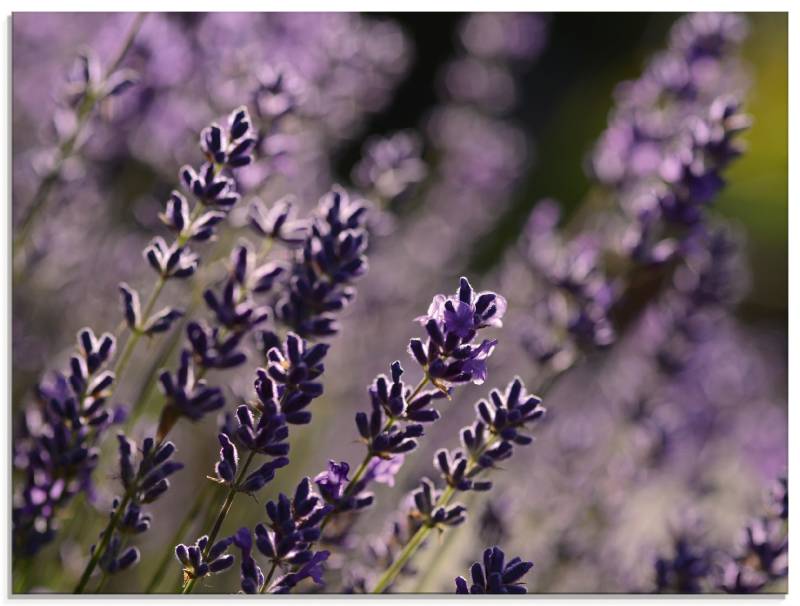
176,534,235,582
233,527,264,594
158,350,225,422
249,196,308,247
119,283,141,331
455,546,533,594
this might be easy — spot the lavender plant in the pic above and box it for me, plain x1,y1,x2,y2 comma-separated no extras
370,377,545,593
179,332,329,593
12,329,120,558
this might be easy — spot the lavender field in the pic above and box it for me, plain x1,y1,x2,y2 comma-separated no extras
10,12,788,595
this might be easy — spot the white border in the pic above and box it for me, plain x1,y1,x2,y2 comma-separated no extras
1,3,794,605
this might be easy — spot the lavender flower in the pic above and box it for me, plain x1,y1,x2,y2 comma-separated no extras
441,378,545,491
314,461,352,504
13,23,142,262
591,12,750,264
717,476,788,593
355,361,445,462
271,550,330,593
212,431,289,494
275,187,369,338
157,350,225,424
410,276,506,388
410,477,467,529
176,535,235,584
119,283,184,336
517,200,616,368
182,342,329,593
244,478,332,593
13,329,119,557
654,532,713,593
126,105,257,332
208,369,295,495
455,546,534,594
200,244,272,341
90,434,183,578
259,331,329,425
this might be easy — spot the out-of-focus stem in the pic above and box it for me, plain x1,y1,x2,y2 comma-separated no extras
12,13,147,262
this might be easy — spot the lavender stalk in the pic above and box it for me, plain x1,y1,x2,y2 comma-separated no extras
13,13,147,263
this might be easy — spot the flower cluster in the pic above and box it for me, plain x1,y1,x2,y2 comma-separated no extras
436,378,545,493
96,435,183,576
249,64,307,177
718,476,788,593
654,226,745,374
274,188,369,338
10,11,786,599
213,432,289,494
455,546,534,594
592,13,750,264
12,329,120,557
157,350,225,428
410,276,506,388
157,241,293,438
13,40,140,264
355,362,446,461
654,531,714,593
187,243,278,369
517,200,616,368
261,332,329,424
231,478,331,593
210,333,328,493
175,535,235,584
248,196,308,247
122,105,256,336
410,477,467,529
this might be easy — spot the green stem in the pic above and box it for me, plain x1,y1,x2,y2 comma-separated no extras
182,450,257,594
320,375,430,533
104,13,148,76
371,432,500,594
73,492,132,593
144,485,211,593
371,514,439,594
259,561,279,594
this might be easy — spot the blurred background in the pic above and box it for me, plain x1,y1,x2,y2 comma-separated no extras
12,12,787,594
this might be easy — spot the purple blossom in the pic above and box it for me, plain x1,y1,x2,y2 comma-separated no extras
363,455,405,487
410,277,505,388
314,461,350,502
